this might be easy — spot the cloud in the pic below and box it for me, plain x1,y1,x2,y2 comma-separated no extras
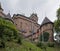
0,0,60,24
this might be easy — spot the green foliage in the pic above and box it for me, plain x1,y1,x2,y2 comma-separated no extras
55,7,60,33
40,32,49,42
17,36,22,45
37,42,43,49
0,17,22,48
0,40,5,48
2,40,42,51
54,20,60,33
0,17,18,32
57,8,60,19
47,42,55,47
37,42,47,51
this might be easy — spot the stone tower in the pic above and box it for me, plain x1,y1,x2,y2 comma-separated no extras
0,3,13,22
0,2,3,12
0,2,6,17
40,17,54,42
6,13,11,19
30,13,38,23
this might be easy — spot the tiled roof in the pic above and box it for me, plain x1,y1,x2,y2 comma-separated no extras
41,17,53,25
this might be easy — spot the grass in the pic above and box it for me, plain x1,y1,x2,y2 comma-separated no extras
0,39,60,51
46,46,60,51
0,39,42,51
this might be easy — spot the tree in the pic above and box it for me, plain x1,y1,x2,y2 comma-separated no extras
54,20,60,33
54,7,60,33
40,32,49,42
54,7,60,43
57,8,60,19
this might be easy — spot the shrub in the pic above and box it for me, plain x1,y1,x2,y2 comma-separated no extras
47,42,55,47
0,40,5,48
0,17,22,48
37,42,47,51
17,37,22,45
1,41,5,48
37,42,44,49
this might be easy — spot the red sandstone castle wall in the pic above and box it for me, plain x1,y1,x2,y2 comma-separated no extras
40,23,54,42
12,15,40,41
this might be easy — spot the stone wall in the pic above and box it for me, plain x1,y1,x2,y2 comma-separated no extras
40,23,54,42
12,14,40,42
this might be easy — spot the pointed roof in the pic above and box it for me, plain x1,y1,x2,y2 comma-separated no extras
0,2,3,11
41,17,53,25
30,13,37,17
7,13,11,18
5,13,14,23
6,12,12,19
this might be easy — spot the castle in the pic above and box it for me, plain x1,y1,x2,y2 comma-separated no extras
0,3,54,42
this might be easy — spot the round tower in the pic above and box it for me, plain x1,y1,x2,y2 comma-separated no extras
40,17,54,42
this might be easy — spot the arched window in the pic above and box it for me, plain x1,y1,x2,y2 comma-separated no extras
40,32,49,42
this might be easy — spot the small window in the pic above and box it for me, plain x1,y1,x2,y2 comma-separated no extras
16,24,17,25
20,22,22,29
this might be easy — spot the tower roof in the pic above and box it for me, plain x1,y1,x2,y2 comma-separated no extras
0,2,3,11
30,13,37,17
30,13,38,23
41,17,53,25
6,13,11,19
5,13,14,23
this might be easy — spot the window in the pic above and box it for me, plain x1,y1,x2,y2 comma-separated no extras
16,23,17,25
20,22,22,30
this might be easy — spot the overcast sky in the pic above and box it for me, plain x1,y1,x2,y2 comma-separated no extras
0,0,60,24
